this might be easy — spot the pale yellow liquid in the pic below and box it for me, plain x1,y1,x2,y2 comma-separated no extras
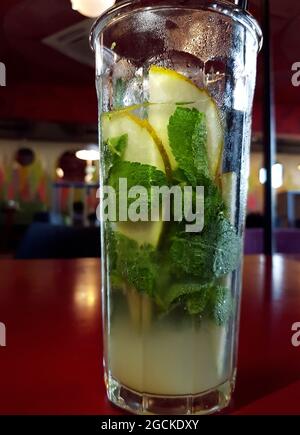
109,310,229,396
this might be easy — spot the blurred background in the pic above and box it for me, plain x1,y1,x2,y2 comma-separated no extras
0,0,299,259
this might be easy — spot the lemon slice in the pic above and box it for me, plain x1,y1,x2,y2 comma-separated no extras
149,65,223,177
102,111,167,246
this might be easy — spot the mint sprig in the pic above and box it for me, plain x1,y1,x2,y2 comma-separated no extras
105,106,240,327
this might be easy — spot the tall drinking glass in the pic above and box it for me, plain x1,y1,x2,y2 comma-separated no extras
91,0,262,415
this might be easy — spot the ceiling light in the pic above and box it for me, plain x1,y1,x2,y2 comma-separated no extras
259,163,283,189
272,163,283,189
297,164,300,171
70,0,115,18
56,167,64,178
76,144,99,161
259,168,267,185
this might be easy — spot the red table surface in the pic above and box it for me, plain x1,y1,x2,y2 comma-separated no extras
0,255,299,415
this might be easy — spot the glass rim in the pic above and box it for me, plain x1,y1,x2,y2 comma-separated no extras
90,0,263,52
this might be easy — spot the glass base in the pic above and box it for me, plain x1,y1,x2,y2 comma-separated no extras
106,373,234,415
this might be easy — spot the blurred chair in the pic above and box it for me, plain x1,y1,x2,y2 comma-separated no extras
15,223,100,259
245,228,300,255
33,211,50,223
244,228,264,254
276,229,300,254
277,191,300,228
72,201,84,227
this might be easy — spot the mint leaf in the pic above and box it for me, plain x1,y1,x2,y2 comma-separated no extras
159,280,233,325
192,112,210,182
170,233,213,281
204,182,225,224
207,286,233,326
110,272,125,291
114,232,158,296
172,167,188,185
206,217,241,277
186,287,211,315
170,216,241,280
160,282,209,310
168,107,209,185
109,161,167,193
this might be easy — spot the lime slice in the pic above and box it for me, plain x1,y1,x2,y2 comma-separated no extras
102,110,166,246
148,65,223,177
115,221,163,248
103,111,166,173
